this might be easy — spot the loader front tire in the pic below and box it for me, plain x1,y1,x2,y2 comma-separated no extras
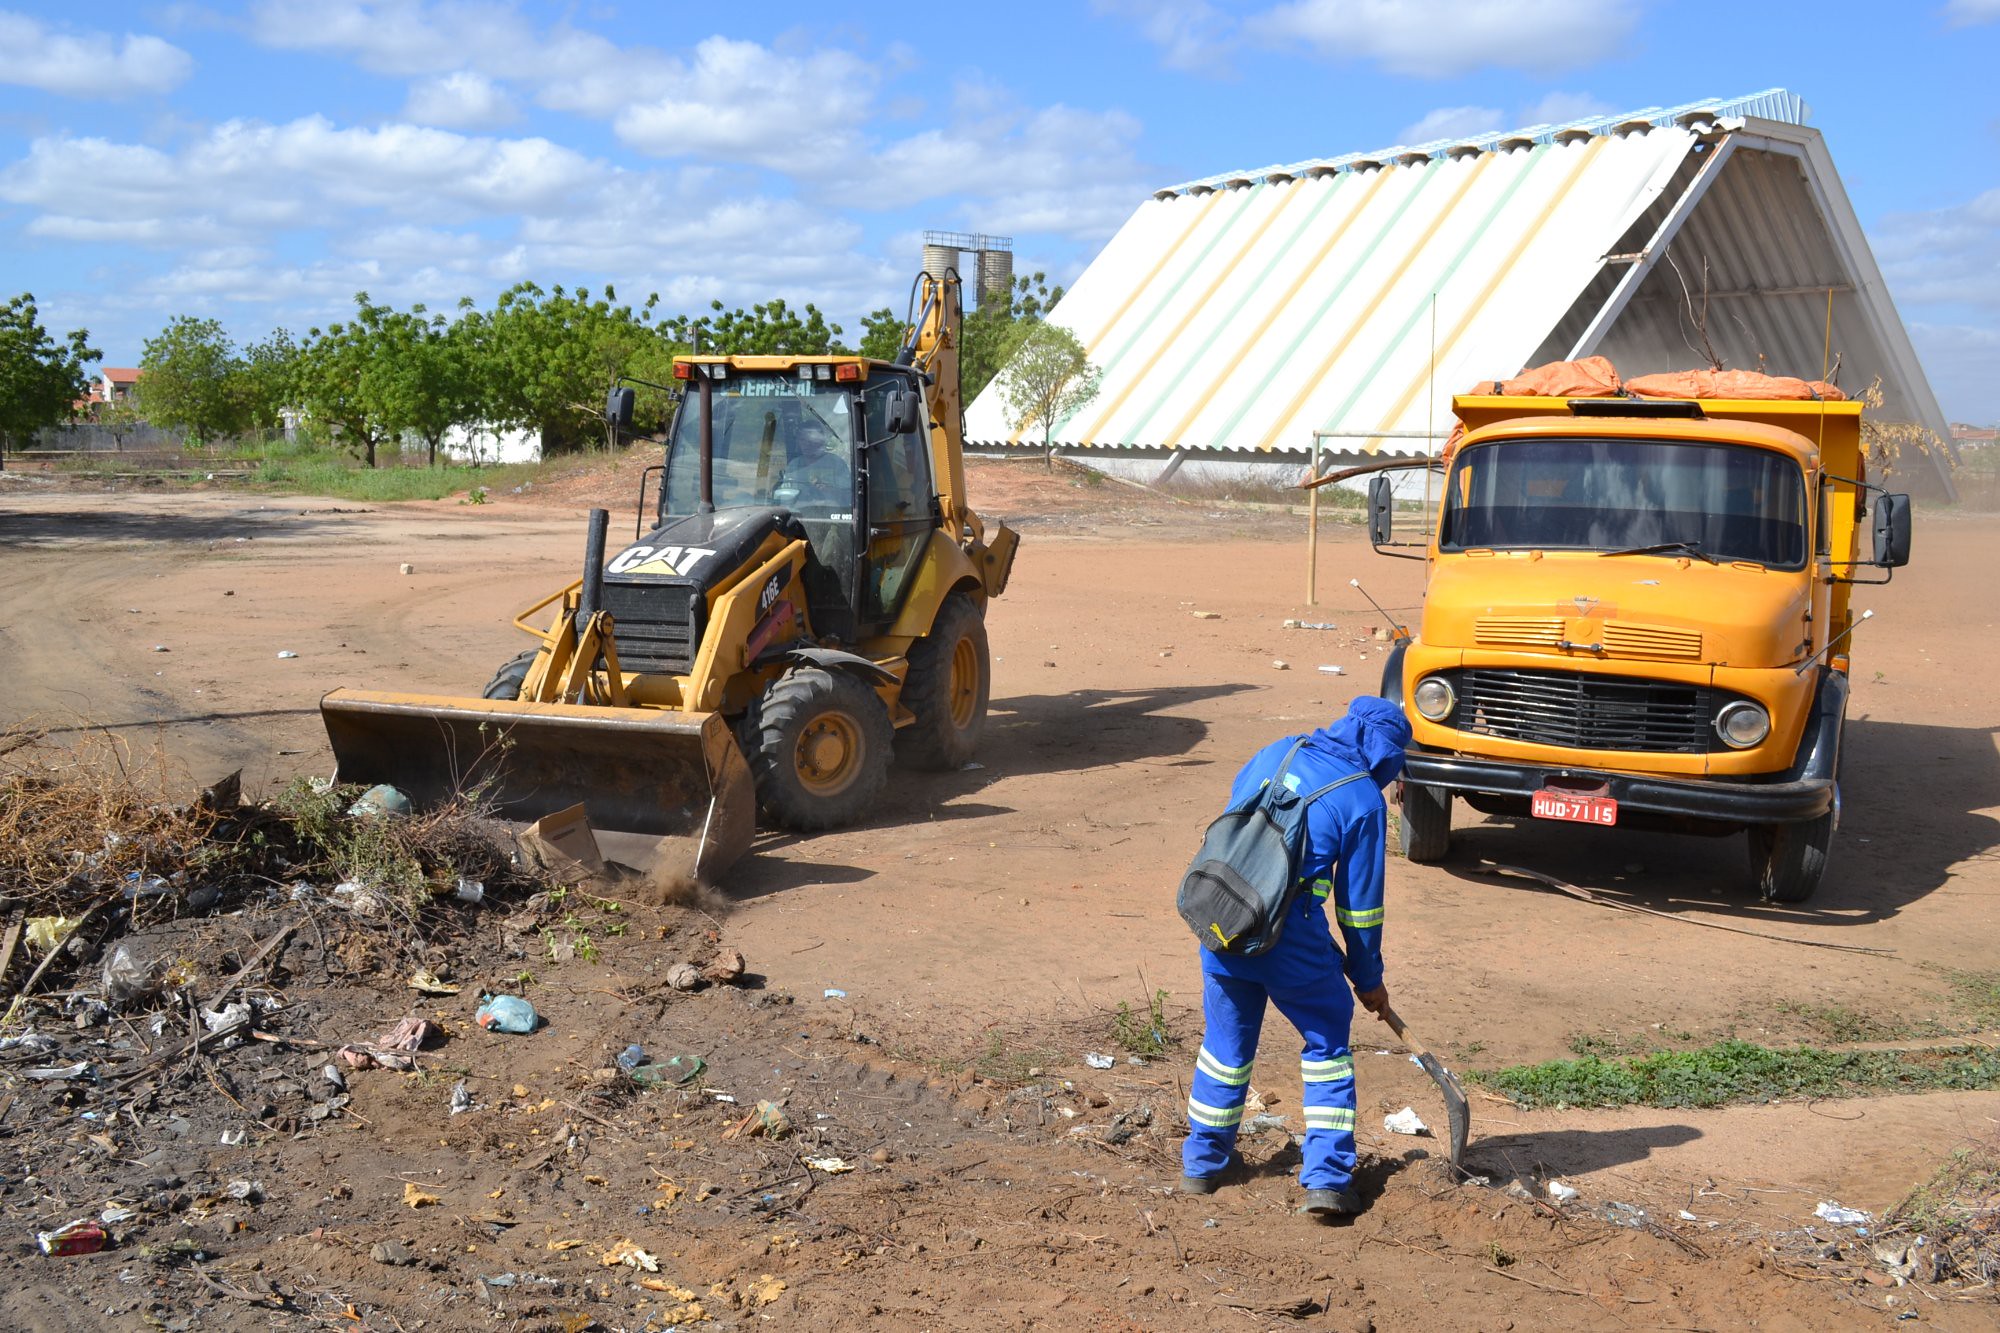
1748,812,1832,904
1398,781,1451,862
482,650,540,701
896,593,990,770
747,667,893,832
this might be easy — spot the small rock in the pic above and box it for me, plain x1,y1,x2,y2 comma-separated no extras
370,1240,416,1266
399,563,415,575
152,644,169,653
1191,611,1221,620
1042,660,1057,668
870,1148,892,1164
1272,660,1289,671
666,962,703,992
276,651,298,660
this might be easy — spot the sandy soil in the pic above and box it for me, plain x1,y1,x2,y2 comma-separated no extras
2,459,1997,1328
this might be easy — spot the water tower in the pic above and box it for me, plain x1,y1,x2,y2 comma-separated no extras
921,230,1015,309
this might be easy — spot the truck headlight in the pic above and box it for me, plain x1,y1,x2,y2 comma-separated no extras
1413,676,1456,721
1715,701,1770,749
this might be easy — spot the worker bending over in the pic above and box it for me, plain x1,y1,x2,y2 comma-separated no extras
1181,696,1412,1215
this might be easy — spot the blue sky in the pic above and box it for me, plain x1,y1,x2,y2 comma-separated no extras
2,1,1996,421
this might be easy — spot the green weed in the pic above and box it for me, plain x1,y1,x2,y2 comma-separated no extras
1482,1038,2000,1110
1111,988,1175,1058
972,1031,1060,1086
1567,1031,1653,1059
1772,999,1917,1044
1945,969,2000,1028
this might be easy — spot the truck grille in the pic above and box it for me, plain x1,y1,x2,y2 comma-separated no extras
600,580,701,676
1453,668,1716,754
1475,617,1564,648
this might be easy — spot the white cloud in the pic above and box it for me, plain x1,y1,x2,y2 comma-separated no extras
0,117,600,242
1907,323,2000,424
612,38,876,172
1093,0,1234,73
1395,106,1503,145
0,10,194,97
864,98,1151,241
1873,187,2000,312
1520,91,1615,127
403,72,518,130
1944,0,2000,26
1247,0,1643,77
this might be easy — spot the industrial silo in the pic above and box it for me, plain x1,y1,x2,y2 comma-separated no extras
976,244,1015,310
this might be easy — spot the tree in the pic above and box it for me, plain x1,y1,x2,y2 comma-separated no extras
856,307,905,362
0,293,98,461
999,322,1101,470
379,306,484,466
139,316,250,443
962,271,1065,400
478,283,668,454
239,329,300,433
293,296,407,467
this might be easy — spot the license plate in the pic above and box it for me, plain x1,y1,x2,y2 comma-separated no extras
1531,790,1618,826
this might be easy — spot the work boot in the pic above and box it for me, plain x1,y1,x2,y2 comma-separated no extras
1299,1188,1363,1216
1179,1154,1239,1195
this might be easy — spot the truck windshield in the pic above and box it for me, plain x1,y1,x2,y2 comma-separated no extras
1438,437,1807,568
663,374,857,517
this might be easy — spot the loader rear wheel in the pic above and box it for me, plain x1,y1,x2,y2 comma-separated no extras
897,593,990,770
482,650,540,701
1398,781,1451,862
1748,812,1832,904
747,667,893,832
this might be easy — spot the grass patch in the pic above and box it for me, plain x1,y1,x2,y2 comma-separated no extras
1482,1038,2000,1110
1772,999,1920,1044
245,454,539,502
1883,1145,2000,1288
1567,1031,1655,1059
1945,969,2000,1028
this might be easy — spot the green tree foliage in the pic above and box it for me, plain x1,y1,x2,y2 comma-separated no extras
856,307,906,362
139,315,250,443
239,329,300,432
293,296,408,467
383,308,486,466
0,293,98,456
475,283,673,453
999,321,1102,469
962,272,1066,401
658,297,843,357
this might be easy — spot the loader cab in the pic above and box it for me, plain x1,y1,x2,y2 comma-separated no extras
649,360,937,642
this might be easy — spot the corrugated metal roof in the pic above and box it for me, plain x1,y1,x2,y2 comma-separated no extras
963,88,1956,497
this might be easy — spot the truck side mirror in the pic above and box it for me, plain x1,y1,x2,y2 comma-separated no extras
883,389,923,436
1368,474,1395,549
605,386,635,432
1872,492,1911,568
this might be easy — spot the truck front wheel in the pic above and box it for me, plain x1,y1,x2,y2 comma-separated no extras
1747,812,1833,904
1399,781,1452,862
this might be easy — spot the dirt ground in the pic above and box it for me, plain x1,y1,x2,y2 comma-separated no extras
2,456,1997,1330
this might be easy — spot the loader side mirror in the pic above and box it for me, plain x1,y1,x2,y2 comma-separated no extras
884,389,923,435
1872,492,1911,568
1368,474,1395,549
605,386,636,432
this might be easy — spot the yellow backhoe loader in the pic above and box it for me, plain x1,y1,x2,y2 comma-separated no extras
320,272,1018,880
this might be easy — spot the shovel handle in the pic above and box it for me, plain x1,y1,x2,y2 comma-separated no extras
1376,1003,1431,1058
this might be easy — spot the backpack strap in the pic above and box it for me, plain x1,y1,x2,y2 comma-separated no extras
1257,738,1312,807
1299,770,1368,804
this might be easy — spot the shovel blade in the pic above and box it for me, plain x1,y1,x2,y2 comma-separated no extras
1412,1050,1471,1169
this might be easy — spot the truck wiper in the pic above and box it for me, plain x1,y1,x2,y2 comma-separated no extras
1597,539,1717,564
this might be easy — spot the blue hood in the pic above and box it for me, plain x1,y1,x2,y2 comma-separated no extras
1306,695,1412,787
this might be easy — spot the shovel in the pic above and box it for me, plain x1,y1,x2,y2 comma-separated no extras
1376,1005,1470,1169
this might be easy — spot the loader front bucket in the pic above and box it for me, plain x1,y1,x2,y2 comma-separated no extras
319,689,756,883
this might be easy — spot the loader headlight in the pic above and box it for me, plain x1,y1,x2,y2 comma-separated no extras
1413,676,1456,721
1715,701,1770,749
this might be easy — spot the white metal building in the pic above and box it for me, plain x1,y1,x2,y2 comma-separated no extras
963,90,1957,497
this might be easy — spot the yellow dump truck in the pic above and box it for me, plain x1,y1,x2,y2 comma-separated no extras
1364,386,1911,903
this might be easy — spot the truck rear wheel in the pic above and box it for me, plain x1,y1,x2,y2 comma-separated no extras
1399,781,1452,862
747,666,893,832
482,650,540,701
896,592,989,770
1748,812,1832,903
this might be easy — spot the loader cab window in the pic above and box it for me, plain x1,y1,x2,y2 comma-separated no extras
661,377,857,519
1439,437,1807,568
860,377,936,622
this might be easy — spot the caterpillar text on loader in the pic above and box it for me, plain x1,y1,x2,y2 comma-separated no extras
321,272,1018,881
1339,372,1911,904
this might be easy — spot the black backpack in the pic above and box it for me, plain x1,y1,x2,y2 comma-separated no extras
1176,739,1367,956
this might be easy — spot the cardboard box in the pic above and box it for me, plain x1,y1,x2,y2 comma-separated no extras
520,803,604,874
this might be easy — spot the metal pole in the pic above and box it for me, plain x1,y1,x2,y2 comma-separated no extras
1306,437,1321,605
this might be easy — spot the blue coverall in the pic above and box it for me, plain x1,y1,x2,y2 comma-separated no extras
1182,696,1413,1193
